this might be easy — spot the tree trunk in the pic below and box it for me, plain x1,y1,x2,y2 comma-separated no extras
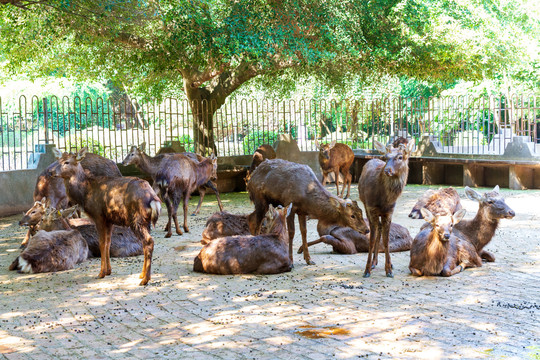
191,99,218,155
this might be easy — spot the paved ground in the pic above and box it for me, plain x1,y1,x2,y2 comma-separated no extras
0,185,539,359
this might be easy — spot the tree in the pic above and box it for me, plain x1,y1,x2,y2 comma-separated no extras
0,0,535,153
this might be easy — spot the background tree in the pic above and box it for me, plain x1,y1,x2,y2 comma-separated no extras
0,0,537,153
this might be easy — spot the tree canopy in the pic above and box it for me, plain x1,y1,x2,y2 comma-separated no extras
1,0,538,151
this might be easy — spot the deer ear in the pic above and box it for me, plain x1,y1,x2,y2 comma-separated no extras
493,185,500,193
420,208,434,223
464,186,482,202
286,203,293,217
329,196,341,209
453,209,466,224
139,142,146,152
373,140,387,155
130,145,137,152
53,147,63,159
314,139,320,149
406,140,415,154
77,147,88,161
329,140,337,149
61,206,78,219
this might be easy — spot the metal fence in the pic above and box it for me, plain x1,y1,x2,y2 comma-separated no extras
1,94,539,171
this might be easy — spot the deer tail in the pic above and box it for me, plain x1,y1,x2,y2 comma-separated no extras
149,197,161,228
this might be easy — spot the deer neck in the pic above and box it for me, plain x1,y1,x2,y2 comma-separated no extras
381,165,409,197
195,160,213,187
64,168,90,209
424,231,450,274
137,152,161,176
463,206,500,251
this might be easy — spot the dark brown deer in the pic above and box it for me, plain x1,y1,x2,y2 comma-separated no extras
9,229,89,274
193,205,293,275
453,186,515,262
21,151,122,247
51,147,161,285
409,187,462,219
297,219,412,255
247,158,369,266
200,210,275,245
154,153,218,237
245,144,277,182
122,143,222,216
20,203,143,258
409,208,482,277
315,140,355,198
358,140,414,277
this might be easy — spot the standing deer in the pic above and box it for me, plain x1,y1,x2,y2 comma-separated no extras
154,153,218,237
247,159,369,266
193,205,293,275
358,140,414,277
52,147,161,285
453,186,515,262
121,143,222,216
409,187,462,219
409,208,482,277
245,144,277,182
315,140,355,198
297,219,412,255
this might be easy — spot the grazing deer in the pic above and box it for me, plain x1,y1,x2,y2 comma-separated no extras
193,205,293,275
297,219,412,255
453,186,515,262
245,144,277,182
409,208,482,277
52,147,161,285
9,229,89,274
315,140,355,198
358,140,414,277
122,143,222,216
409,187,462,219
154,153,218,237
247,159,369,266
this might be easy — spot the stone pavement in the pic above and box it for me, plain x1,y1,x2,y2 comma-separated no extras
0,186,539,359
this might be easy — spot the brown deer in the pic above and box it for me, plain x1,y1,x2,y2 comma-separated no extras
315,140,355,198
201,212,251,245
297,219,412,255
409,187,462,219
20,202,143,258
453,186,515,262
193,205,293,275
122,143,222,216
245,144,277,182
20,152,121,248
358,140,414,277
9,229,89,274
409,208,482,277
154,153,218,237
51,147,161,285
247,158,369,266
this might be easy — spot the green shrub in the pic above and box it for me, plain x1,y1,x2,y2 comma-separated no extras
65,136,106,157
242,130,280,155
172,134,195,152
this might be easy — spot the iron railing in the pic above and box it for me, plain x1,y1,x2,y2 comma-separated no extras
0,94,539,171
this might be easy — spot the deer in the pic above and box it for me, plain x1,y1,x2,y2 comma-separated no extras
409,208,482,277
453,186,515,263
121,143,223,216
247,158,369,266
51,147,161,285
409,187,463,219
9,229,89,274
19,152,122,248
20,201,143,258
154,153,218,237
200,210,276,245
297,219,412,255
315,140,355,198
358,140,414,278
245,144,277,182
193,204,293,275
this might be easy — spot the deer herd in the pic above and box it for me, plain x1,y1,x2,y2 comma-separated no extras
9,139,515,286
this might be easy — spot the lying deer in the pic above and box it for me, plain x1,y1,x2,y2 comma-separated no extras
453,186,515,262
409,208,481,277
297,219,412,255
315,140,354,198
193,205,293,275
409,187,462,219
9,229,89,274
247,159,369,266
52,147,161,285
359,140,414,277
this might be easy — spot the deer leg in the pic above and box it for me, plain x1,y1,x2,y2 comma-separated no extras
333,168,341,198
298,235,356,254
287,211,296,263
21,229,32,248
442,263,465,277
139,229,154,286
344,172,352,199
298,214,314,265
409,267,423,276
363,212,379,277
250,199,268,235
480,250,495,262
204,181,223,212
97,222,113,278
192,187,205,216
164,198,174,237
381,215,393,277
182,192,190,233
171,194,183,236
297,238,325,254
371,220,381,269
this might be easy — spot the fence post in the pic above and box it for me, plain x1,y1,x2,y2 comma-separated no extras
43,98,49,144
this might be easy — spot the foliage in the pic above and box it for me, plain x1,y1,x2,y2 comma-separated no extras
242,130,280,155
65,136,106,157
171,134,195,152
